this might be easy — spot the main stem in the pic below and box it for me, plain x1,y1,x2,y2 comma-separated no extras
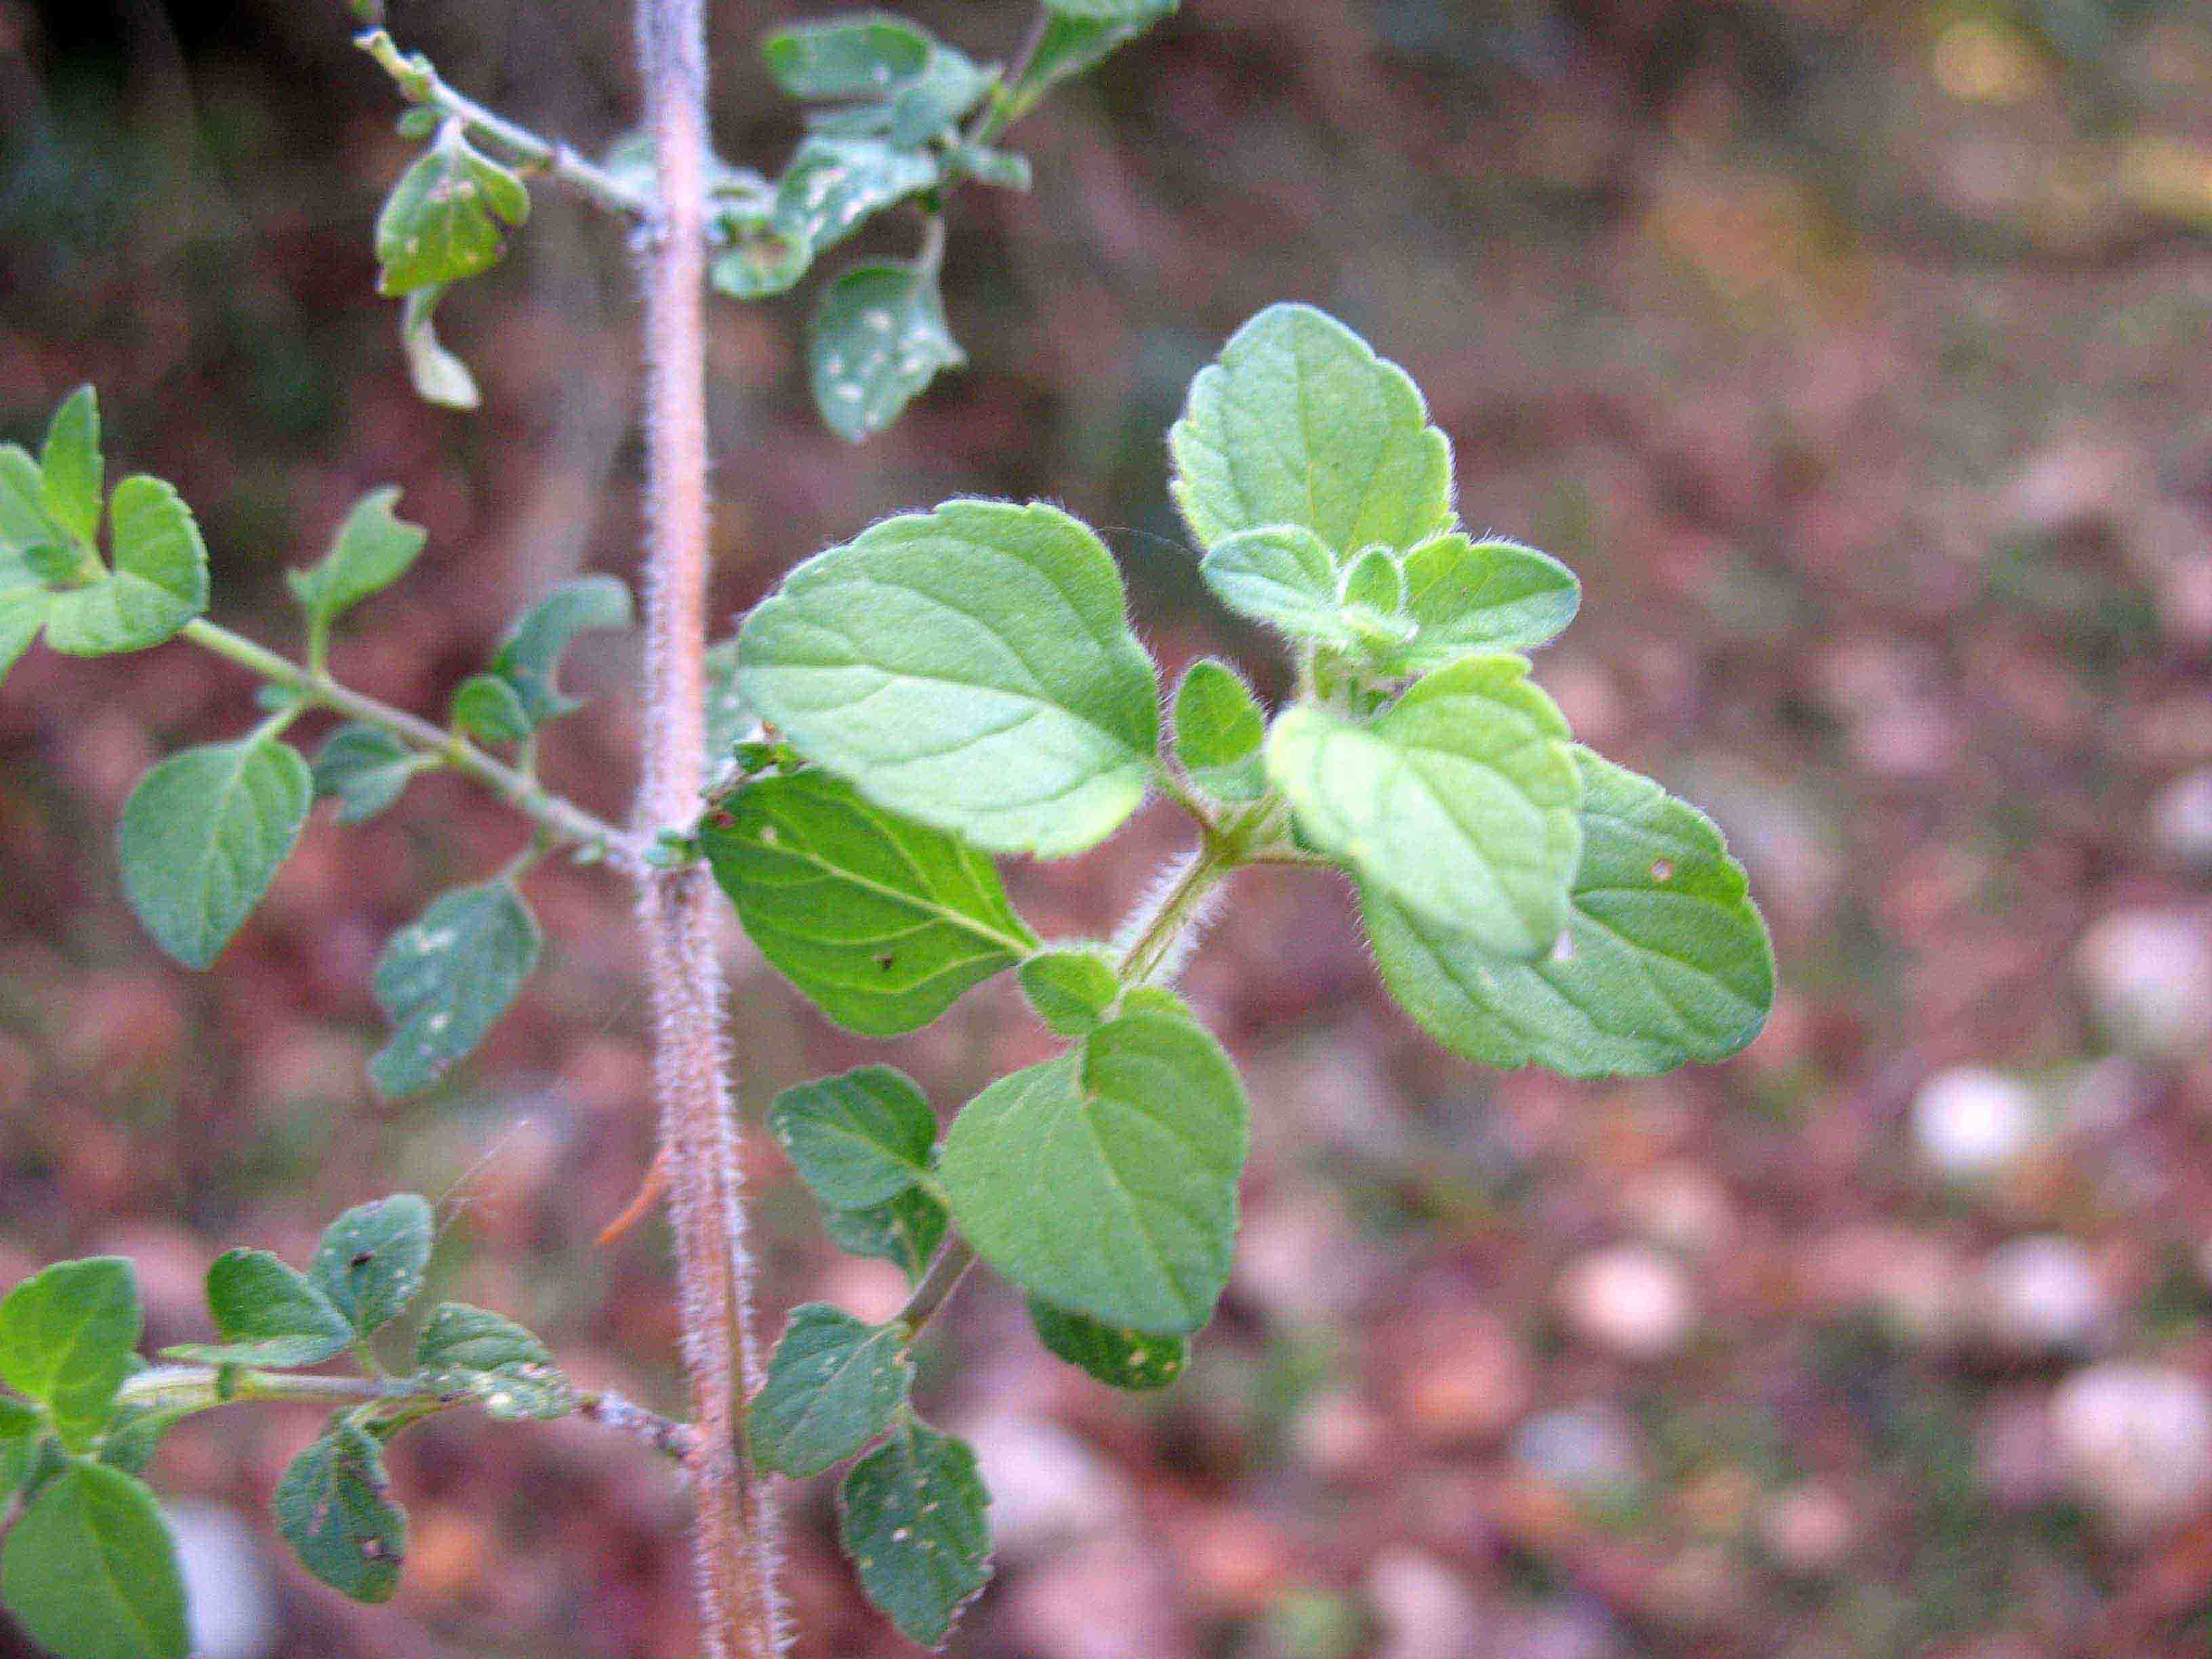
632,2,782,1656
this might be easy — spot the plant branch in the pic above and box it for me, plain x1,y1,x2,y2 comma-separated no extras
1115,840,1237,985
178,619,637,863
356,29,663,222
895,1235,977,1336
632,0,783,1653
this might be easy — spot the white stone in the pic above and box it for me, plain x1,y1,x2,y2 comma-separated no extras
2050,1363,2212,1533
2152,768,2212,867
1974,1235,2108,1355
965,1414,1130,1560
2076,909,2212,1058
1511,1406,1645,1494
166,1502,279,1659
1911,1065,2043,1179
1367,1549,1485,1659
1559,1246,1693,1360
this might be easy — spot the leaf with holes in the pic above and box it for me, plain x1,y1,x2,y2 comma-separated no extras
0,1462,187,1659
1265,655,1581,960
750,1305,913,1477
773,136,941,257
308,1195,433,1336
42,477,208,657
274,1422,407,1603
286,488,428,627
116,737,312,970
1172,659,1267,802
1364,746,1774,1077
0,1260,141,1453
838,1419,992,1648
737,499,1159,858
369,880,541,1099
1027,1296,1187,1391
767,1066,939,1210
1171,302,1452,559
413,1304,571,1420
940,1009,1248,1334
163,1249,352,1369
811,263,964,443
703,769,1035,1036
375,124,529,296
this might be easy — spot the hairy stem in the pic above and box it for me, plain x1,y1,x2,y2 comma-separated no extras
179,619,636,861
1115,840,1237,985
632,0,783,1654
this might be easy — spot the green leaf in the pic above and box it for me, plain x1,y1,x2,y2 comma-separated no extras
0,1397,38,1446
1265,654,1582,959
1046,0,1179,17
43,477,209,657
1027,1296,1186,1390
1342,546,1405,614
703,769,1034,1036
810,263,965,443
0,445,63,559
163,1249,352,1368
877,49,991,148
116,736,312,970
449,672,533,744
0,1399,39,1497
703,638,752,764
767,1066,939,1210
486,575,632,731
1200,525,1356,647
1170,302,1453,559
1398,531,1580,664
939,1009,1248,1334
773,136,941,256
0,1261,141,1452
39,387,102,548
1006,6,1174,120
96,1404,192,1478
710,228,813,301
369,881,541,1099
285,487,428,626
309,1195,434,1336
413,1304,571,1420
1018,947,1122,1037
0,586,45,691
311,724,421,825
763,13,934,98
737,499,1160,858
1365,746,1774,1077
375,123,529,297
821,1189,947,1285
750,1305,913,1477
1172,659,1267,802
838,1419,991,1648
274,1422,407,1602
1,1462,188,1659
398,286,480,411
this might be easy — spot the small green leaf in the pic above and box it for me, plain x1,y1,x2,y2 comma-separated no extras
1,1462,188,1659
0,445,64,558
750,1305,913,1477
43,477,209,657
876,48,991,148
1398,531,1580,663
162,1249,352,1369
39,387,102,548
710,228,813,301
486,574,632,731
1342,546,1405,614
1006,7,1174,119
375,123,530,296
449,672,533,743
940,1009,1248,1334
285,487,428,626
821,1189,947,1285
413,1304,571,1420
1027,1296,1187,1390
810,262,964,443
117,736,312,970
703,638,752,764
0,1261,141,1452
311,724,422,825
1200,525,1355,647
773,136,941,255
703,769,1035,1036
1018,947,1121,1036
737,499,1160,858
1171,302,1453,559
0,586,45,691
763,12,933,98
369,880,541,1099
398,287,480,410
274,1422,407,1603
1173,658,1267,802
309,1195,434,1336
1365,746,1774,1077
1046,0,1179,17
1266,655,1582,959
838,1419,991,1648
767,1067,938,1210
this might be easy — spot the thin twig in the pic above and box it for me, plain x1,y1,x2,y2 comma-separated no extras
895,1235,977,1335
632,0,783,1653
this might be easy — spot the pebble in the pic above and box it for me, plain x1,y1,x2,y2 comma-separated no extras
166,1502,279,1659
1910,1065,2043,1179
1511,1405,1645,1495
1396,1313,1532,1446
1559,1246,1694,1360
1973,1235,2109,1355
1758,1481,1856,1574
1366,1549,1485,1659
2049,1363,2212,1533
965,1414,1129,1559
2074,909,2212,1059
2152,767,2212,867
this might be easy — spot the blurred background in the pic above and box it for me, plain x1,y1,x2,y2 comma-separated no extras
5,0,2212,1654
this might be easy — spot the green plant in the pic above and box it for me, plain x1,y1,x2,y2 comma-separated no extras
0,5,1773,1657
